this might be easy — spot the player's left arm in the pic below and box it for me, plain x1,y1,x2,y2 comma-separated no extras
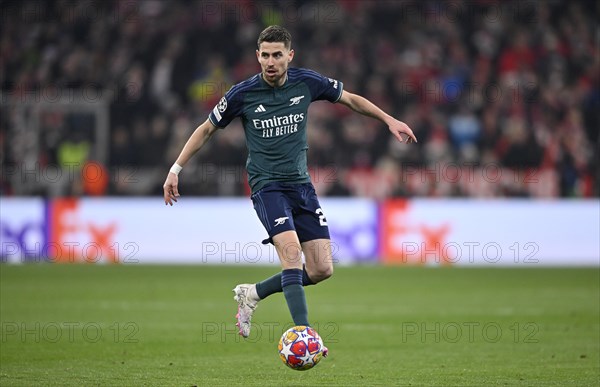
338,90,417,143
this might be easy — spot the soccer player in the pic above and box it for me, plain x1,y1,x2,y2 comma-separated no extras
163,26,417,346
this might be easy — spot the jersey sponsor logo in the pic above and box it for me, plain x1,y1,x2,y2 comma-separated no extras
288,95,305,106
252,113,304,129
253,113,305,138
328,78,338,89
274,217,289,226
254,104,266,113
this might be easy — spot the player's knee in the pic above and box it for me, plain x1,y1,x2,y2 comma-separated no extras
311,265,333,283
321,265,333,281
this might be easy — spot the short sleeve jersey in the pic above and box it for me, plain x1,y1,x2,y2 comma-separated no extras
209,67,343,193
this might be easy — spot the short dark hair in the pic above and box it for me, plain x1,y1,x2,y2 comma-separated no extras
257,25,292,50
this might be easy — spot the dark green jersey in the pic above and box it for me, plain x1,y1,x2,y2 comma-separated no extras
209,68,343,193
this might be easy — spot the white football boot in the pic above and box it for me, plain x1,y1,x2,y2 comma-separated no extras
233,284,259,338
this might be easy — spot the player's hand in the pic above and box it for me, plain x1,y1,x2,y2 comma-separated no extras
388,119,417,144
163,172,180,206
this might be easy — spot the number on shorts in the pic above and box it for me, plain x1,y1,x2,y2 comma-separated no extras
316,208,328,226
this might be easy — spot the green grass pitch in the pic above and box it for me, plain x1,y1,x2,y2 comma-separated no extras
1,264,598,386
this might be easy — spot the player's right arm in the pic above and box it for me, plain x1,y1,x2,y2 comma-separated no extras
163,79,247,205
163,118,218,206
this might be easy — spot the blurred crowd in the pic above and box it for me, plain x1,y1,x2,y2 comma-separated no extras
1,0,598,198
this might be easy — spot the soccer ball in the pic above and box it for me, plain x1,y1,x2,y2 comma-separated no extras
278,325,325,371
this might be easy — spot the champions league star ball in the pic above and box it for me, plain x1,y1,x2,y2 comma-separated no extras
278,326,325,371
